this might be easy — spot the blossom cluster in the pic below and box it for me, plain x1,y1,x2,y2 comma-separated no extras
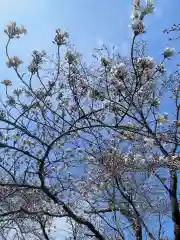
111,62,127,79
6,56,23,68
1,79,12,87
150,97,160,108
53,29,69,46
65,51,77,64
131,1,154,35
28,50,46,74
137,56,154,70
156,113,169,124
4,21,27,38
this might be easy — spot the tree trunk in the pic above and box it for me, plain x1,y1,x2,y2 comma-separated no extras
170,170,180,240
133,218,142,240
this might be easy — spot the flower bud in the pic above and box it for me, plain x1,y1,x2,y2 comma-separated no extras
163,47,175,58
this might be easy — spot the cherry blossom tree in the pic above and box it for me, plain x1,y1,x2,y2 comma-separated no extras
0,0,179,240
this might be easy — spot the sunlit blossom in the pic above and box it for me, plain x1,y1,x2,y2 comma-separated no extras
53,29,69,46
137,56,155,70
131,19,145,34
143,0,155,14
111,62,127,79
156,113,168,123
4,21,27,38
65,51,77,64
1,79,12,86
6,56,23,68
131,8,140,20
18,25,27,35
144,137,155,147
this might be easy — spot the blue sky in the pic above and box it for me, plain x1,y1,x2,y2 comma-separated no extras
0,0,179,96
1,0,180,239
0,0,179,80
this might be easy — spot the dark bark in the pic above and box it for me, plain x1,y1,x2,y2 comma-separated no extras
133,218,142,240
42,186,106,240
170,171,180,240
39,219,50,240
